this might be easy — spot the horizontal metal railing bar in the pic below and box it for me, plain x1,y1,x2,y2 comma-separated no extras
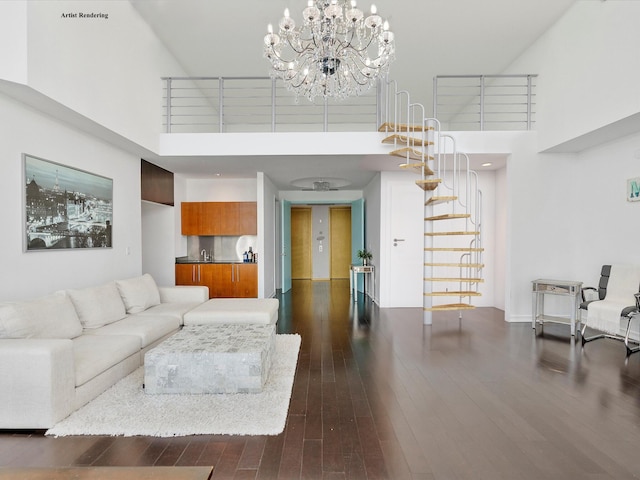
161,75,535,133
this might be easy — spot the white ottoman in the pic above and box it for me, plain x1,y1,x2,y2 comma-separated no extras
183,298,279,326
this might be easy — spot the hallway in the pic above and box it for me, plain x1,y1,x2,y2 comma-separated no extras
2,280,640,479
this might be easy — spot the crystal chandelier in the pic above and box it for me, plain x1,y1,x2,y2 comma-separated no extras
263,0,395,102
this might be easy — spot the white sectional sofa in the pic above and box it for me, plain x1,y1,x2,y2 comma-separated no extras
0,274,208,429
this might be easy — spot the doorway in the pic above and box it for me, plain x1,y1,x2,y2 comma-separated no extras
330,206,351,279
291,207,312,279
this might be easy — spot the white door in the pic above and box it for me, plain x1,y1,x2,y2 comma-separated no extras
383,180,424,307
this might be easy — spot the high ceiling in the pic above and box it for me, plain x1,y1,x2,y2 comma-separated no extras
131,0,577,189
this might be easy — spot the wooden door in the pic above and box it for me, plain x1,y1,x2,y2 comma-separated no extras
330,206,351,279
291,207,312,279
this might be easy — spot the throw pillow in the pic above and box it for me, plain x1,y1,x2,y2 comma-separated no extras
115,274,161,314
0,292,83,339
67,282,128,329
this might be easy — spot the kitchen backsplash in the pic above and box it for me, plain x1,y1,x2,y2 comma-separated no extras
186,235,258,262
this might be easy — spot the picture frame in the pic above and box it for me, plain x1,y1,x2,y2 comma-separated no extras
23,154,113,251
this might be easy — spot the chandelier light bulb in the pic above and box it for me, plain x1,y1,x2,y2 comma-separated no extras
263,0,395,101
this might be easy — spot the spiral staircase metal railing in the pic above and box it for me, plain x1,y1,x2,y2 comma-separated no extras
379,78,484,325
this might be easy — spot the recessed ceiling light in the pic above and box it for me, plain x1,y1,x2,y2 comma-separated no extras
481,162,492,167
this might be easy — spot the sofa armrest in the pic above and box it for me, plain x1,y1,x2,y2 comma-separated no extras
158,285,209,303
0,339,75,429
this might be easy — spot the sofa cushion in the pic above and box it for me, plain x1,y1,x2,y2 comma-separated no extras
116,274,161,314
67,282,127,329
0,292,83,339
136,302,203,324
183,298,280,326
73,334,141,387
84,315,180,349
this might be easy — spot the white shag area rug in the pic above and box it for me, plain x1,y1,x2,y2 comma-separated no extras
46,334,301,438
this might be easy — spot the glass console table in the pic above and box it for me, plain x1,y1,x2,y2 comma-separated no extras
350,265,375,303
532,278,583,336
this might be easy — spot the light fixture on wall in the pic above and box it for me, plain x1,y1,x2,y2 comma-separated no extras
263,0,395,102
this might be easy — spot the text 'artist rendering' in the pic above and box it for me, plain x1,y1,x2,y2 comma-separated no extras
263,0,395,101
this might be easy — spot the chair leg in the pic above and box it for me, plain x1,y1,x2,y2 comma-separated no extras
623,313,640,356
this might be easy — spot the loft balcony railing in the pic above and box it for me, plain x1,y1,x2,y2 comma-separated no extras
161,75,537,134
433,74,537,131
161,76,380,133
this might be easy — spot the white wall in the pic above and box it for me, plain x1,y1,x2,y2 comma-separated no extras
22,1,186,152
0,92,142,301
504,1,640,152
503,132,640,322
494,166,507,310
258,173,278,298
363,173,382,303
141,201,175,287
0,1,27,84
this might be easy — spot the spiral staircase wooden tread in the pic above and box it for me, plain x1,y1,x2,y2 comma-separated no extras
382,134,433,147
424,304,477,311
425,196,457,206
399,162,434,175
424,213,471,221
378,122,434,132
416,179,442,191
390,147,435,162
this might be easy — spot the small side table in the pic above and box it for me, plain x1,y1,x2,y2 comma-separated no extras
350,265,375,303
532,279,583,336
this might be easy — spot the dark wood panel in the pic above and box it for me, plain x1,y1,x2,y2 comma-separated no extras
141,159,174,206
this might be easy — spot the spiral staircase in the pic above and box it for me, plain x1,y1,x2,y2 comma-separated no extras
379,80,484,324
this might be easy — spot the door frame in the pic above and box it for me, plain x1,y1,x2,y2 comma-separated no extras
280,199,364,289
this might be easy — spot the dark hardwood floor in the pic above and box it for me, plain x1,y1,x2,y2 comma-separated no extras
3,279,640,479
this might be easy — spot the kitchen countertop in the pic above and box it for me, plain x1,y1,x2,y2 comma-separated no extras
175,257,253,265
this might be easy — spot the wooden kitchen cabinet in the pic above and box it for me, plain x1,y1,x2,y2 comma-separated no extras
181,202,257,236
176,263,206,286
209,263,258,298
176,263,257,298
180,203,202,235
233,263,258,298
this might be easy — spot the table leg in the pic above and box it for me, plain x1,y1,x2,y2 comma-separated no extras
354,272,358,303
349,269,353,299
570,293,578,336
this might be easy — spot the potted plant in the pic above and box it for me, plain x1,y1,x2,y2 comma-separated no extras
357,249,373,266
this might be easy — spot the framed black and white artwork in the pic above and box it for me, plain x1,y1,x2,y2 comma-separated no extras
24,154,113,251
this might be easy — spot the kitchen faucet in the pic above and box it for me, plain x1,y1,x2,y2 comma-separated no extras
201,249,208,262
